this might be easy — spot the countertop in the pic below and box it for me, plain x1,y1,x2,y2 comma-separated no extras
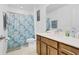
37,32,79,49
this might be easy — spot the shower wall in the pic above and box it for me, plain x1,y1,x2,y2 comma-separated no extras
6,12,35,50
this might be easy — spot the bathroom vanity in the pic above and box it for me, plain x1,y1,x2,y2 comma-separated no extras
36,32,79,55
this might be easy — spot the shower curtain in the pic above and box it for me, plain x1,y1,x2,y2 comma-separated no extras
6,12,35,51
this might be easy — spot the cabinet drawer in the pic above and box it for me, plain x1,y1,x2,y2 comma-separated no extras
59,43,79,55
41,37,57,49
41,37,47,43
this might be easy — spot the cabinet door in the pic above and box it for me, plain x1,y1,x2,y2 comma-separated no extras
41,42,47,55
47,46,57,55
37,35,41,55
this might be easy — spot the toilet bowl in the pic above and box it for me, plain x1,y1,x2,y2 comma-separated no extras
26,38,35,47
26,38,35,43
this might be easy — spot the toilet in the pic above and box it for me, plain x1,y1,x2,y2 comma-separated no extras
26,38,36,47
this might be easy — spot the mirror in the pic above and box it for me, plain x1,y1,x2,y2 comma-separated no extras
46,4,74,31
46,4,79,38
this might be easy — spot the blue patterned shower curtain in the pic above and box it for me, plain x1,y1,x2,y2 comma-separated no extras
6,12,35,50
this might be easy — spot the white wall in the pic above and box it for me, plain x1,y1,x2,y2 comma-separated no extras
34,5,49,33
0,5,5,36
72,5,79,31
47,5,79,31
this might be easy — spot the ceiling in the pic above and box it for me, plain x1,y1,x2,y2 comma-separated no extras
46,4,67,14
6,4,44,12
5,4,67,14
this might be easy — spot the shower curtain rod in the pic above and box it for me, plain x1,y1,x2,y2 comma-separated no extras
6,10,31,16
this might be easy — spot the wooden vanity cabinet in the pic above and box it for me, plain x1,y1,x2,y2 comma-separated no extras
37,35,41,55
59,52,67,55
41,37,58,55
41,37,58,49
37,35,58,55
47,46,57,55
37,35,79,55
59,43,79,55
40,42,47,55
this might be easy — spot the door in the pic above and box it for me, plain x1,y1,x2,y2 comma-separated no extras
41,42,47,55
47,46,57,55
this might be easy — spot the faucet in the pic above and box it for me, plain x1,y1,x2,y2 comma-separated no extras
70,27,77,38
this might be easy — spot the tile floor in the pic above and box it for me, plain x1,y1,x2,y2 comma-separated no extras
7,41,37,55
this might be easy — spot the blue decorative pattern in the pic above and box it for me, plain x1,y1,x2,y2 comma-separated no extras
6,12,35,49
